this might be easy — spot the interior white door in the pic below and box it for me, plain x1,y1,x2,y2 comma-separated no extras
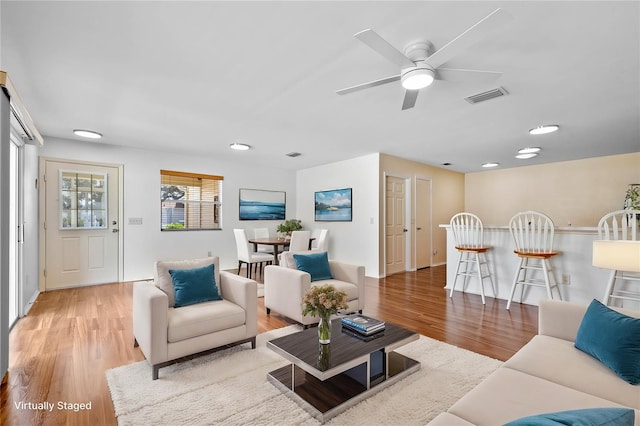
44,160,119,289
385,176,406,275
416,178,432,269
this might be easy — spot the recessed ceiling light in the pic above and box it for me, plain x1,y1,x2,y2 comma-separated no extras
73,129,102,139
529,125,559,135
518,147,541,154
229,143,251,151
482,162,500,168
516,153,538,159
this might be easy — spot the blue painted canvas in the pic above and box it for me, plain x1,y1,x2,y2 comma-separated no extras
315,188,352,222
239,189,286,220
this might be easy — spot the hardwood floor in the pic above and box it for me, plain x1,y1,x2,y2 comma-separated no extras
1,266,538,425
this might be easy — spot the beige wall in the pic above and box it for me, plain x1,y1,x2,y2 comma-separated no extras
465,152,640,227
380,154,465,275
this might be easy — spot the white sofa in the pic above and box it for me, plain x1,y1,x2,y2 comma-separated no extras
133,257,257,379
263,251,365,326
428,299,640,425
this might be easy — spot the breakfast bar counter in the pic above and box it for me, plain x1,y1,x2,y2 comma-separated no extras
439,225,638,309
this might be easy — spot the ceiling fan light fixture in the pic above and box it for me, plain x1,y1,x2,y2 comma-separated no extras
229,143,251,151
73,129,102,139
529,125,559,135
401,68,435,90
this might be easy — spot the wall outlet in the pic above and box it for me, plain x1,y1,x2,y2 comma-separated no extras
432,249,438,256
207,251,212,257
562,274,571,285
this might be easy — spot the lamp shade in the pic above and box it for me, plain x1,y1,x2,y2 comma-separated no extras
592,240,640,272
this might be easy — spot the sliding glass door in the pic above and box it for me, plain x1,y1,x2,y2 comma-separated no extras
8,134,23,326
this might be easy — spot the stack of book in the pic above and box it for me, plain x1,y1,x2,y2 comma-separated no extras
341,314,385,336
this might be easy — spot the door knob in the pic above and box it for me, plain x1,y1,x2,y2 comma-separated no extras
112,228,119,233
417,227,422,231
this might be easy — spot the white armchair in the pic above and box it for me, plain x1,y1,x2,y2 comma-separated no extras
133,257,257,379
264,251,365,326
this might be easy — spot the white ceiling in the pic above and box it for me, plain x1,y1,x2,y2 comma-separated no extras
1,1,639,173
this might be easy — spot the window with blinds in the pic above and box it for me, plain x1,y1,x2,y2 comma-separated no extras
160,170,223,231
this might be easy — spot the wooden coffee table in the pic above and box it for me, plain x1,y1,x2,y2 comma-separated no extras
266,319,420,423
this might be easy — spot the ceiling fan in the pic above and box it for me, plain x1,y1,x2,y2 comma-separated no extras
336,8,512,110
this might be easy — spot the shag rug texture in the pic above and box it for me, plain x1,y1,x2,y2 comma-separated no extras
107,325,502,425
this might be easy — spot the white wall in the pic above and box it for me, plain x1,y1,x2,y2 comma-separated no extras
296,153,380,277
39,138,296,281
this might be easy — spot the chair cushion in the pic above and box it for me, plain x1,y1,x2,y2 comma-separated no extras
575,299,640,385
169,264,221,308
167,299,246,343
155,257,220,307
293,252,333,281
503,408,635,426
313,279,359,301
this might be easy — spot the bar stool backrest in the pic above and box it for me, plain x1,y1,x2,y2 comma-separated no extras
509,211,555,254
450,213,485,249
598,210,640,241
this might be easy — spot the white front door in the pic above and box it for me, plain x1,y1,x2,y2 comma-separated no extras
416,178,432,269
44,159,120,289
385,176,407,276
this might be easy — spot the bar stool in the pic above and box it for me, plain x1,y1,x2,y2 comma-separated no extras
449,213,494,304
597,209,640,307
507,211,562,310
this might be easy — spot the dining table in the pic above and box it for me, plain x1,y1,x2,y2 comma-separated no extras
247,237,314,265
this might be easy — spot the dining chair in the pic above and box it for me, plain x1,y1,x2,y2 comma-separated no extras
233,229,273,279
597,209,640,306
507,211,562,310
254,228,272,253
311,229,329,252
288,230,311,252
449,213,494,305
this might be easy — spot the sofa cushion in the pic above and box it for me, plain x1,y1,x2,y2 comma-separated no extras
575,299,640,385
313,279,359,301
155,257,220,308
504,335,640,409
503,408,635,426
167,299,246,343
446,368,634,426
293,251,333,281
169,264,222,307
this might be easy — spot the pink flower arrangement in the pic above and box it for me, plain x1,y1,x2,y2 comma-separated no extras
302,284,348,318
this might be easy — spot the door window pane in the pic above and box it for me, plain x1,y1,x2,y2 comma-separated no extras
59,171,108,229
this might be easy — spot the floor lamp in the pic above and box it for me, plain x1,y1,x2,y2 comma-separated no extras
592,240,640,305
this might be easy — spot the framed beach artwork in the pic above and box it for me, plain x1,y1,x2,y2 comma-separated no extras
239,189,286,220
315,188,352,222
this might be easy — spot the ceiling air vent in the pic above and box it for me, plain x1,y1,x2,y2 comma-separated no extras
286,152,302,158
464,86,509,105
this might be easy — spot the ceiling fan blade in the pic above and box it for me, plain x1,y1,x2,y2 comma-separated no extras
401,90,419,110
437,68,502,83
425,8,513,69
354,29,415,69
336,74,401,95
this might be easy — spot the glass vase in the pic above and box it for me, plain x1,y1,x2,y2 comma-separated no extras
318,313,332,344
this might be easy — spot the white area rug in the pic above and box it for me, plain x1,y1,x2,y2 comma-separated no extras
107,326,502,425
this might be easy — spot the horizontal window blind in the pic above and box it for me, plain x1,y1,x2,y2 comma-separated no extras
160,170,223,231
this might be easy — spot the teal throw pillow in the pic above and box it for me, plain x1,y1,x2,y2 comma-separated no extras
169,264,221,308
574,299,640,385
293,252,333,282
503,408,634,426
